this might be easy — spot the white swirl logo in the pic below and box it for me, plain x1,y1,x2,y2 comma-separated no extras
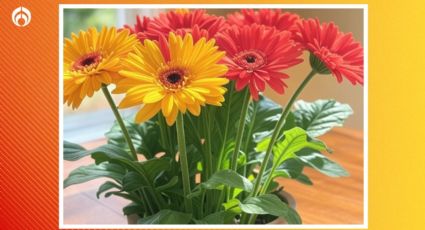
12,6,31,27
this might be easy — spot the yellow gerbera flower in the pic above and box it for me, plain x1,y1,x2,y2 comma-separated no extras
115,33,229,125
64,27,138,109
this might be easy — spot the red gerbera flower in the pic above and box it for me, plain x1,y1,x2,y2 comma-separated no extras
216,24,303,100
227,9,299,33
295,18,364,85
123,15,151,42
126,10,228,42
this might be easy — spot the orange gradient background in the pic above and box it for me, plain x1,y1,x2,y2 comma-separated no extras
1,0,425,230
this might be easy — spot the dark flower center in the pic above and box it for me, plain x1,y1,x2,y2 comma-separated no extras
159,68,186,90
167,73,182,84
81,57,96,66
245,55,256,63
72,52,102,71
234,50,267,73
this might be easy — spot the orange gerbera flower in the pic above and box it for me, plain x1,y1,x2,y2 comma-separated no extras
63,27,138,109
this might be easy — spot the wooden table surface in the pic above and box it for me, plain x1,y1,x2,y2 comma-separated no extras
63,128,364,225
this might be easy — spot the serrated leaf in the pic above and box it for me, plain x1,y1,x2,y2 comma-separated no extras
294,99,353,137
240,194,301,224
137,209,192,224
64,163,125,188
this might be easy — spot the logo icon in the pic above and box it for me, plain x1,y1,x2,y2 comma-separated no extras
12,6,31,27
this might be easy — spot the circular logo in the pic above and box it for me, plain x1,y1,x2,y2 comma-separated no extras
12,6,31,27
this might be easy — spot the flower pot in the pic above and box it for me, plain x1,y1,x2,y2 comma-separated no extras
126,190,296,225
127,213,139,225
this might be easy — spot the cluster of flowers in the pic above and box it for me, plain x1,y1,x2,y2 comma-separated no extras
64,9,363,125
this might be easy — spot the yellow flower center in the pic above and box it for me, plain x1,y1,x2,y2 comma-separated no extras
72,52,102,71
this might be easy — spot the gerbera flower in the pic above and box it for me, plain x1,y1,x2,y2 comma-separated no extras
227,9,299,33
123,15,151,42
216,24,303,100
63,27,138,109
294,18,364,85
126,9,227,42
115,33,229,125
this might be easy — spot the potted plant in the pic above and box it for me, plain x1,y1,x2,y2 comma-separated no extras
63,8,363,225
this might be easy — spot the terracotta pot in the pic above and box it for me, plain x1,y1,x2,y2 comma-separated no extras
127,190,296,225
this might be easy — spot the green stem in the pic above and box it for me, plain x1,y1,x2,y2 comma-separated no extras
140,188,155,215
227,89,250,202
216,85,234,208
230,89,251,171
203,108,214,214
251,69,316,196
243,101,257,155
242,101,258,183
176,113,193,213
205,109,213,179
101,84,138,160
243,69,317,224
217,83,234,171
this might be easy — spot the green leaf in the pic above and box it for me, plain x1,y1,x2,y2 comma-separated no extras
90,144,134,164
201,210,238,224
257,127,326,167
122,171,144,191
297,149,349,177
156,176,178,192
271,158,304,179
223,198,241,212
140,157,172,182
202,170,253,192
295,173,313,185
104,191,137,201
64,163,125,188
240,194,302,224
93,151,171,188
96,181,121,198
63,141,87,161
106,119,165,159
269,159,314,186
137,209,192,224
294,99,353,137
64,141,134,163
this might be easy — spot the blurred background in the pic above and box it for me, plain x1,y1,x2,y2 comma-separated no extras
63,8,364,143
